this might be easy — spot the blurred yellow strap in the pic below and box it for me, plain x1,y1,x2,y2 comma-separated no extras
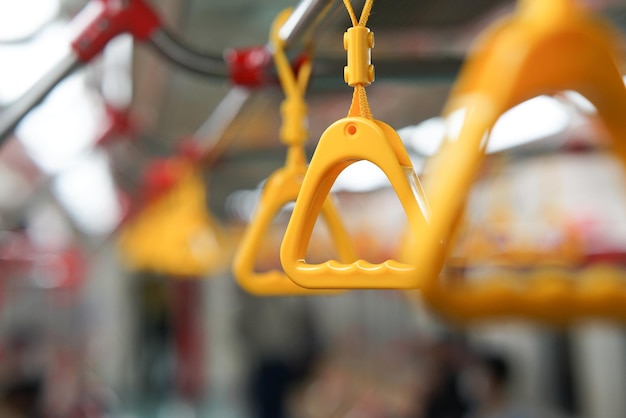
118,159,226,277
232,9,356,295
407,0,626,324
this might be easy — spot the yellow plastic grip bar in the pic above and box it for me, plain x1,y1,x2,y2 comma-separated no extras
281,117,432,289
423,266,626,326
411,0,626,322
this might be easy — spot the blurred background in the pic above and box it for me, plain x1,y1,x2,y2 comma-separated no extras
2,0,626,417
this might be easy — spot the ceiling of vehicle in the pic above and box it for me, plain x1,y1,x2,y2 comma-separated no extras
126,0,626,217
2,0,626,230
128,0,513,199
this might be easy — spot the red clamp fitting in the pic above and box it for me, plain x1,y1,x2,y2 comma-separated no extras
95,104,136,147
70,0,162,62
226,46,311,88
175,137,204,163
225,45,273,87
140,158,184,203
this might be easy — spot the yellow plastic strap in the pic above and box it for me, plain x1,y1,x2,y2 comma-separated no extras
271,9,312,149
280,0,432,290
232,9,357,295
118,160,226,277
343,0,374,120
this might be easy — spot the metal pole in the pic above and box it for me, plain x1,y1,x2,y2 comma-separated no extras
149,29,229,77
0,53,80,145
278,0,341,48
150,0,342,77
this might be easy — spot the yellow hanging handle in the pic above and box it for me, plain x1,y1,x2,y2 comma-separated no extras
118,158,227,277
280,0,433,289
410,0,626,323
232,9,356,295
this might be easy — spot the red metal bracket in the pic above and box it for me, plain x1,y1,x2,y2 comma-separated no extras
225,45,273,87
94,104,137,147
225,46,312,88
70,0,162,62
139,157,185,203
175,137,204,163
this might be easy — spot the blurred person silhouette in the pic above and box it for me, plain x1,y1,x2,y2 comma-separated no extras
421,336,471,418
135,273,174,401
0,328,44,417
464,353,514,418
464,352,567,418
239,296,322,418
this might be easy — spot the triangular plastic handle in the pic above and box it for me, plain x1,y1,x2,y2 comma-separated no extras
118,165,226,277
281,117,432,289
411,1,626,322
233,163,356,295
